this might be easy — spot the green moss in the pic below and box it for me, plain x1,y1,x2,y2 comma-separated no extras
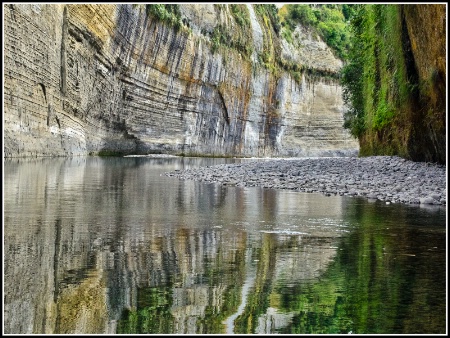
210,24,253,59
281,28,293,44
341,4,445,161
252,4,283,78
254,4,281,35
145,4,184,31
230,4,251,28
372,100,394,131
209,5,253,60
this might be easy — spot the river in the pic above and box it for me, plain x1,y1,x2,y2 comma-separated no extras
3,156,446,334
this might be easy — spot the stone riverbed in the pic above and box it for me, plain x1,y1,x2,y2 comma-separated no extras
165,156,446,207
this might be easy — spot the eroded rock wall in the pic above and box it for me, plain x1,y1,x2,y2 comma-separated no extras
4,4,358,158
402,4,446,163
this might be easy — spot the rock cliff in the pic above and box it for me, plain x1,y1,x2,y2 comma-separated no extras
4,4,358,158
343,4,446,164
402,4,446,163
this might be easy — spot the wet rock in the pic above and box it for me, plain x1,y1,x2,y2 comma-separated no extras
421,197,437,204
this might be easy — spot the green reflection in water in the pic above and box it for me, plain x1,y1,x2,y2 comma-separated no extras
4,158,445,335
117,287,174,334
116,283,244,334
233,234,275,334
271,201,446,334
117,237,248,334
115,197,445,335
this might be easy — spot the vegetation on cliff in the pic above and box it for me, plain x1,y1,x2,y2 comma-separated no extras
133,4,446,163
341,4,446,163
211,4,254,59
145,4,184,30
253,4,282,72
144,4,347,83
278,4,353,60
115,201,445,334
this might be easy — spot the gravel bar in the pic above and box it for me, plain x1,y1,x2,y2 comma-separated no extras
165,156,447,207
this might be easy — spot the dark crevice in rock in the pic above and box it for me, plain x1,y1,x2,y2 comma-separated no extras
216,86,230,125
60,6,68,95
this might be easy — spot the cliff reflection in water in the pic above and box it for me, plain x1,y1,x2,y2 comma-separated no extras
3,157,446,334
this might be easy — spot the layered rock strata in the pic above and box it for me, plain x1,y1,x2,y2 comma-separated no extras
4,4,358,158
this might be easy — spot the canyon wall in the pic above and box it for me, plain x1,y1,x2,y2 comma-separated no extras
345,4,446,164
4,4,358,158
402,4,446,163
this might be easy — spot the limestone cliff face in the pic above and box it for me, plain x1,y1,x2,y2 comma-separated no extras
4,4,358,158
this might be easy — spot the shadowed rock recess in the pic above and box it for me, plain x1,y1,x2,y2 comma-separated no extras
4,4,358,158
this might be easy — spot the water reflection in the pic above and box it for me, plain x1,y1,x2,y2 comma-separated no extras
3,157,446,334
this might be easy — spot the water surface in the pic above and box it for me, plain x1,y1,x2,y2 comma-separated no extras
3,157,446,334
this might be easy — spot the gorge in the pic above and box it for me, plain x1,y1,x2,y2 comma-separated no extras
3,4,447,334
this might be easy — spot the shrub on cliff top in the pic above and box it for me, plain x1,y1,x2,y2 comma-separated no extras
279,4,352,60
230,4,251,28
146,4,183,30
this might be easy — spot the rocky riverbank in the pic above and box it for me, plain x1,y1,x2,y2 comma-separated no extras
165,156,446,207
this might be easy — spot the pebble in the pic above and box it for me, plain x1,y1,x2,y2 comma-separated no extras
165,156,446,207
